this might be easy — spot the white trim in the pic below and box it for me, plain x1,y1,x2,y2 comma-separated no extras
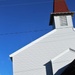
9,28,75,57
51,49,69,62
51,48,75,62
9,29,57,57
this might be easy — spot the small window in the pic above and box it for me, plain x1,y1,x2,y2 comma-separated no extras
60,16,68,26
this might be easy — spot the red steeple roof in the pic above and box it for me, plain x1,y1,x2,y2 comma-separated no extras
53,0,69,13
49,0,74,25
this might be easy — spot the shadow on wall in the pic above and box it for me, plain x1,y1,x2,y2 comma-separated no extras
44,59,75,75
55,64,68,75
44,61,53,75
61,59,75,75
44,61,69,75
55,59,75,75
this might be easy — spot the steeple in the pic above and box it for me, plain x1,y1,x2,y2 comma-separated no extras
53,0,69,13
50,0,74,29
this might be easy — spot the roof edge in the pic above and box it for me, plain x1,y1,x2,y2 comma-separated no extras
9,29,57,57
51,12,74,15
51,48,75,62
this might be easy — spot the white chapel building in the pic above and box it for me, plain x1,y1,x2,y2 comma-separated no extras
10,0,75,75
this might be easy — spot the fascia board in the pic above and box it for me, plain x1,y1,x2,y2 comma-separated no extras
51,48,75,62
51,49,70,62
9,29,57,57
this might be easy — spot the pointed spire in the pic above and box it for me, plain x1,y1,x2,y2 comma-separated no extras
53,0,69,13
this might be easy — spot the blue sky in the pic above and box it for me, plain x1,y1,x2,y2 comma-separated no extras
0,0,75,75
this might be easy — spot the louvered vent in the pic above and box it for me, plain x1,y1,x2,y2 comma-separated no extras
60,16,68,26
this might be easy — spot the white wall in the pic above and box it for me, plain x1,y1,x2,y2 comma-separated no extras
12,27,75,75
51,49,75,75
10,14,75,75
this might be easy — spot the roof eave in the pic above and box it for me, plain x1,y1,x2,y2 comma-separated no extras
9,29,57,57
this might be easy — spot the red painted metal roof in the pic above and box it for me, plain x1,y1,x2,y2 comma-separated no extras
49,0,74,25
53,0,69,13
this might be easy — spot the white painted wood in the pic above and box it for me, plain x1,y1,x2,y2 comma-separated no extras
54,15,73,29
51,49,70,62
10,14,75,75
51,48,75,75
10,29,57,57
11,27,75,75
